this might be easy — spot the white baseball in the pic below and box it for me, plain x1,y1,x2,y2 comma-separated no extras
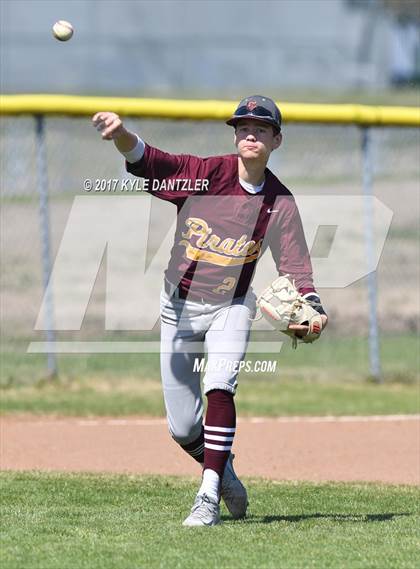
52,20,74,42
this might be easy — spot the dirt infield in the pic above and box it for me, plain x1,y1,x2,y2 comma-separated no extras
1,415,419,485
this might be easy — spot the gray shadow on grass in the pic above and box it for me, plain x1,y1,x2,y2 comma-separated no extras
226,512,412,524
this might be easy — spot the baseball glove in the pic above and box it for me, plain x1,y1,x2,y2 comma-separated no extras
255,275,324,348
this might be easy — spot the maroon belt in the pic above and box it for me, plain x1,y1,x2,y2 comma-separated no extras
164,278,245,303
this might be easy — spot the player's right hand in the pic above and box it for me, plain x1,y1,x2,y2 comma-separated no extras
92,112,126,140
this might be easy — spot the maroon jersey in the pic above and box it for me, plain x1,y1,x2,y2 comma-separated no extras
127,144,315,302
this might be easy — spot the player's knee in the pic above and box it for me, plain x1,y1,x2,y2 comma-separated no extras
167,418,202,445
203,376,238,396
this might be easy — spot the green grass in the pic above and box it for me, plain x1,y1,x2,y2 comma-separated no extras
0,374,418,417
238,377,419,416
1,472,419,569
97,85,420,107
270,86,420,106
2,334,419,386
1,335,419,417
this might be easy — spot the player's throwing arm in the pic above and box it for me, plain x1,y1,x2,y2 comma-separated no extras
92,112,138,152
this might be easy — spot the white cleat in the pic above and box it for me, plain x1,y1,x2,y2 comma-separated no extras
221,453,248,519
182,493,221,527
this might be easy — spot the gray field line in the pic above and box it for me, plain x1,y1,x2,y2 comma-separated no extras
5,415,419,427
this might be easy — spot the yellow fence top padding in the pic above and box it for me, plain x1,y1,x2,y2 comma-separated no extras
0,94,419,127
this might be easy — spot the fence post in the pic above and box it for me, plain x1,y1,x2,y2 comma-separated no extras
35,114,58,378
361,127,382,382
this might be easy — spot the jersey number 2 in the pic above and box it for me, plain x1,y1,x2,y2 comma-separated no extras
212,277,236,295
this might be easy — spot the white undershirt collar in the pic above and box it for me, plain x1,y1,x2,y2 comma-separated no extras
239,177,265,194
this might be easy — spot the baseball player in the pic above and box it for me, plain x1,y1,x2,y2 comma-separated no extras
92,95,327,527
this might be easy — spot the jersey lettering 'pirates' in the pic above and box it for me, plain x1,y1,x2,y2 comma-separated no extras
92,94,327,527
127,145,315,302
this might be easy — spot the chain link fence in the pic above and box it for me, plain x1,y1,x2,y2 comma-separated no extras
1,115,419,381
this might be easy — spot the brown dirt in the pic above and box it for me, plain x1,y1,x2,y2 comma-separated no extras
1,415,419,485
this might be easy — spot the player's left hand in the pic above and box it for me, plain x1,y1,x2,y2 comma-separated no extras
256,276,328,348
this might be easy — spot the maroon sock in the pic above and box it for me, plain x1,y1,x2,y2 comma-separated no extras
204,389,236,478
180,426,204,464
